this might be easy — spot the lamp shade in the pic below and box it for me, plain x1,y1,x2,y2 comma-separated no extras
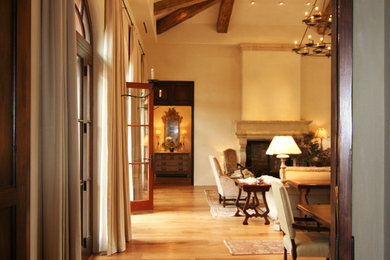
315,128,327,139
266,136,302,156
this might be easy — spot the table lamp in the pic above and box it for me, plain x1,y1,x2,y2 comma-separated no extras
315,128,327,150
266,136,302,181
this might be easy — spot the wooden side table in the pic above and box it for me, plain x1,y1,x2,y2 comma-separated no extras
234,180,271,225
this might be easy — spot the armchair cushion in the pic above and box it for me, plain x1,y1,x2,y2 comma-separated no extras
295,232,329,257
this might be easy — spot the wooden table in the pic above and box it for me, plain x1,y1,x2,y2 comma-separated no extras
284,179,330,206
297,204,331,228
234,180,271,225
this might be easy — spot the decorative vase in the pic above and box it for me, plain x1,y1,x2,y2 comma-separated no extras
169,147,174,152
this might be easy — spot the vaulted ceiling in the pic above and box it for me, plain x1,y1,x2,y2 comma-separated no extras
128,0,331,46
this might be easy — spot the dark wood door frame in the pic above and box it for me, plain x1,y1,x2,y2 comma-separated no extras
331,0,353,259
0,0,31,259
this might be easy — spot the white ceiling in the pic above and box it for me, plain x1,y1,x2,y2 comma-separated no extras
129,0,331,46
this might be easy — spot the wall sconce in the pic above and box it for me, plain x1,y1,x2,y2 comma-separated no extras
181,129,187,150
155,129,161,150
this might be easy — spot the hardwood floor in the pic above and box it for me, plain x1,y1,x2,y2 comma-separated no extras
91,179,324,260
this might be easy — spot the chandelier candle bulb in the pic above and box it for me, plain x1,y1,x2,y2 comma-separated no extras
151,68,155,80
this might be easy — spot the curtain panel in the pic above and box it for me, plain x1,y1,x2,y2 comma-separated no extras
97,0,132,255
40,0,80,259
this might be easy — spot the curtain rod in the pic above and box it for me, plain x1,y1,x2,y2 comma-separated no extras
138,40,145,56
121,0,134,26
121,0,146,56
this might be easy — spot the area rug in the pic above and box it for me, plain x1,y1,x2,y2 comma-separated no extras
204,190,238,217
223,240,284,255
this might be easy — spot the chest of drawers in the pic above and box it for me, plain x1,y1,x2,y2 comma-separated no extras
154,153,191,177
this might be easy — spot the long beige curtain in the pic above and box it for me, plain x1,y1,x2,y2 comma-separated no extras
40,0,80,259
98,0,132,255
129,27,143,82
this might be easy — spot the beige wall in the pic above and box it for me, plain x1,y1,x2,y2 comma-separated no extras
353,0,387,259
147,43,241,185
30,0,41,258
300,56,331,148
154,106,192,153
241,49,301,120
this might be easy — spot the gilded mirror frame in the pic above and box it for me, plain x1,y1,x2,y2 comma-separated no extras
162,108,183,145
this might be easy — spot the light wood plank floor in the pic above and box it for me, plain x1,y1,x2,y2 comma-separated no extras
91,179,324,260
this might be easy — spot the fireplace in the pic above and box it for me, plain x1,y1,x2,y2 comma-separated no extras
246,140,280,177
235,120,311,173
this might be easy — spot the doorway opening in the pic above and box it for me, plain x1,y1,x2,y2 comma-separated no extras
152,81,195,186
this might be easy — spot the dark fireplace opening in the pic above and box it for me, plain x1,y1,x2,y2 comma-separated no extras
245,140,294,178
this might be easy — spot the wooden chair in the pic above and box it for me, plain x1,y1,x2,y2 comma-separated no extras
223,149,250,178
271,181,330,260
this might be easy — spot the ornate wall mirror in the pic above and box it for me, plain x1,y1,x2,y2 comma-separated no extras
162,108,183,145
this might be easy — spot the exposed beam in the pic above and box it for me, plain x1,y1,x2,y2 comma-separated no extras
157,0,220,35
216,0,234,33
154,0,210,15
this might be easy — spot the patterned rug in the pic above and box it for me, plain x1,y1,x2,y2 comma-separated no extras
204,190,238,217
224,240,284,255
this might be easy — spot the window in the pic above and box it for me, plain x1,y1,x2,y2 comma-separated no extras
75,0,93,255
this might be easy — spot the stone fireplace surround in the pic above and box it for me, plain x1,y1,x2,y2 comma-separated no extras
235,120,311,165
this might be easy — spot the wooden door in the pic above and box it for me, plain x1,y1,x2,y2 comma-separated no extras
0,0,31,259
126,83,154,212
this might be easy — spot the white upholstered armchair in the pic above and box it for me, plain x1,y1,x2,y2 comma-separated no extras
209,155,242,207
271,181,330,260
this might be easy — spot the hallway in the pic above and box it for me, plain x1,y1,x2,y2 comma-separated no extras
91,180,323,260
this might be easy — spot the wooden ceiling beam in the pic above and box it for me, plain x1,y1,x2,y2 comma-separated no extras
157,0,220,35
216,0,234,33
154,0,210,16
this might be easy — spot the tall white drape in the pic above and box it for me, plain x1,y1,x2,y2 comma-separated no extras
40,0,80,259
129,27,143,82
97,0,132,255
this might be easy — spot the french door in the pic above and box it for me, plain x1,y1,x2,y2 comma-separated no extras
127,82,154,212
76,53,93,256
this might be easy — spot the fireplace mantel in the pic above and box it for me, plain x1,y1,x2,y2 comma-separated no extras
235,120,311,165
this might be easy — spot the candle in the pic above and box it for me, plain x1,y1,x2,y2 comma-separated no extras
151,68,155,80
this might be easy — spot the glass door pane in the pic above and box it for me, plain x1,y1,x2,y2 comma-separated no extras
127,83,154,212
